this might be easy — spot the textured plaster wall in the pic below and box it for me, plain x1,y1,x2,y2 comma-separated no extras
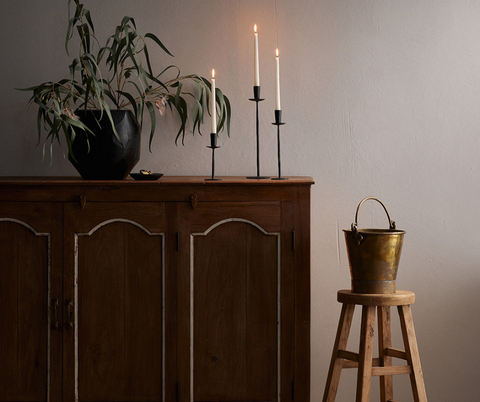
2,0,480,400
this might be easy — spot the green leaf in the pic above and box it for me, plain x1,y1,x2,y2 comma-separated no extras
49,142,54,166
97,44,113,65
76,23,91,54
192,98,204,135
62,120,77,162
65,17,76,56
124,27,142,82
69,58,81,82
102,103,123,146
84,77,91,111
146,102,156,152
143,44,153,77
73,2,84,21
103,87,119,109
223,94,231,136
128,80,144,123
36,107,44,146
216,88,225,127
120,16,136,30
41,142,46,162
84,9,94,33
157,64,180,80
145,33,174,57
111,36,127,75
174,81,183,106
82,53,104,100
171,96,188,145
138,66,168,92
118,90,137,117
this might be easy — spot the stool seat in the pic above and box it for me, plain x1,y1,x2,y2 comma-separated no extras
338,289,415,306
323,290,427,402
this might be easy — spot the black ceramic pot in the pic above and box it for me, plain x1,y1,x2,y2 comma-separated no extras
69,110,141,180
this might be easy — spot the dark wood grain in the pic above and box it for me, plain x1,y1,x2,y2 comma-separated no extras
124,223,163,400
245,223,278,401
192,218,279,402
0,221,19,401
0,177,313,402
194,222,248,401
74,206,165,402
50,203,64,402
0,209,49,402
78,223,126,401
19,222,49,400
294,185,312,402
280,201,296,401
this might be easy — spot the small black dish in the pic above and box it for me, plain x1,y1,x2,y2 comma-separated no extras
130,172,164,181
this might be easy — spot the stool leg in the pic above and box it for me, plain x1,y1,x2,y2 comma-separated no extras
378,306,394,401
398,305,428,402
323,303,355,402
356,305,376,402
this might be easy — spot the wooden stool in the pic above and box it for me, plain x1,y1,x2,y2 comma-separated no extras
323,290,427,402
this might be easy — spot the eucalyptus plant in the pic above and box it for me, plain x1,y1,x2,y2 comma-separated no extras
21,0,231,160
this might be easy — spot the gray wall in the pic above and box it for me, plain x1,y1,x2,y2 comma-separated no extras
2,0,480,400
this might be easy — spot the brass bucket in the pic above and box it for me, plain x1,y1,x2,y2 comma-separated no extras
343,197,405,294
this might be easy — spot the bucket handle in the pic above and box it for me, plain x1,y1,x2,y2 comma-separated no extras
351,197,396,245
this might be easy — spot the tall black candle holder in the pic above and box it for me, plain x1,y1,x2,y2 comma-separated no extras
271,110,288,180
205,133,221,181
247,86,269,179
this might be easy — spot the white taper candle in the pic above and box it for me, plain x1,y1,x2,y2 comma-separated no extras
211,69,216,133
254,25,260,86
275,48,281,110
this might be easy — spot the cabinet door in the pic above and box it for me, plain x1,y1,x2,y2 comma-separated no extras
177,201,295,402
64,202,169,402
0,203,62,402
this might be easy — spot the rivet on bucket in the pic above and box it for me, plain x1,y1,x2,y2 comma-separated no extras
343,197,405,294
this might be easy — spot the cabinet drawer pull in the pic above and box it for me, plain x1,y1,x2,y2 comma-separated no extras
66,299,74,329
80,195,87,210
190,194,198,209
51,299,59,330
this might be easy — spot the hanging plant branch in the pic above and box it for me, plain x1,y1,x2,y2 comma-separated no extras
19,0,232,161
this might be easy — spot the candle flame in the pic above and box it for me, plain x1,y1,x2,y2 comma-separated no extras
276,48,279,57
212,69,215,79
254,24,257,33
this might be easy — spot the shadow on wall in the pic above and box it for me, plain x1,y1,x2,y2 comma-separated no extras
317,268,480,402
416,272,480,401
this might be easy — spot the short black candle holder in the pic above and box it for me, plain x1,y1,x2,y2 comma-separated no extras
271,110,288,180
247,86,269,179
205,133,221,181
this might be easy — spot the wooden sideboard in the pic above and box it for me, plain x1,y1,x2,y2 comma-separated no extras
0,176,313,402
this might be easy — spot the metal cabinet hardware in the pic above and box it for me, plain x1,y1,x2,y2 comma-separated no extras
190,194,198,209
51,299,59,330
80,195,87,210
66,299,73,329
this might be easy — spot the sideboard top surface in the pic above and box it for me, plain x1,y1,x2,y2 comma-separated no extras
0,176,314,203
0,176,314,186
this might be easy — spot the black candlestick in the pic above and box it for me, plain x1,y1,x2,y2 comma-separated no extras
205,133,221,181
271,110,288,180
247,86,269,179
